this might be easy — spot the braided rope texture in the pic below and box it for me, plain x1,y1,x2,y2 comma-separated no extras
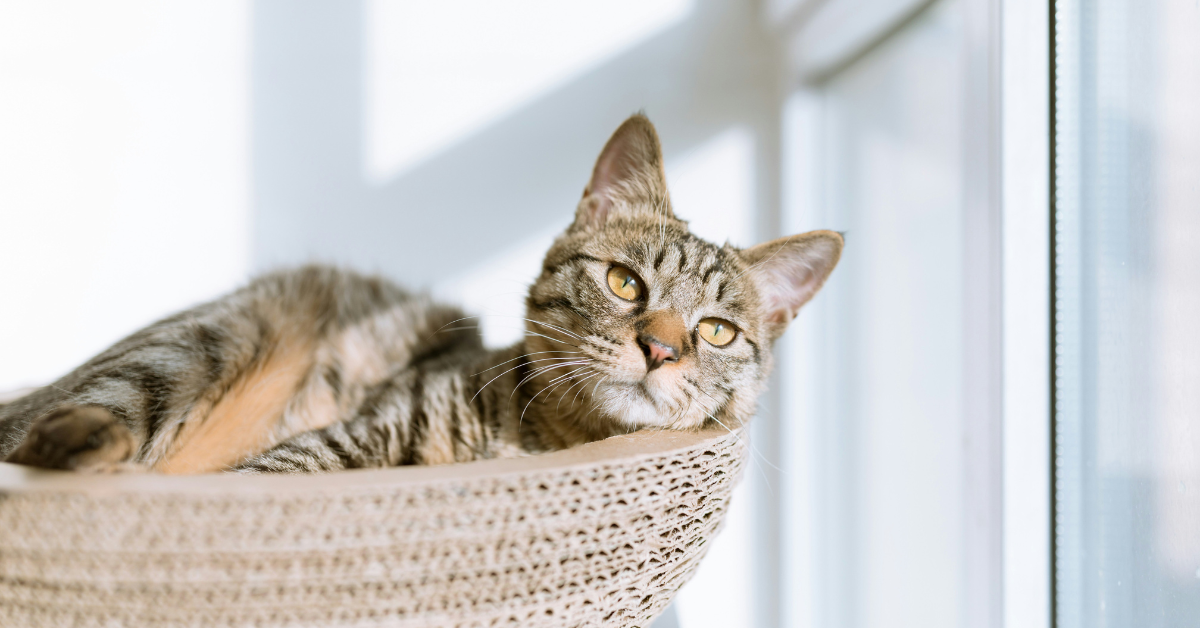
0,427,746,627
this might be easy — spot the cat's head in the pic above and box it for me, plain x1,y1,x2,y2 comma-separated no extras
525,115,841,437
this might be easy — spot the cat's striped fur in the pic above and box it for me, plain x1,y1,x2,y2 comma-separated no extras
0,115,842,474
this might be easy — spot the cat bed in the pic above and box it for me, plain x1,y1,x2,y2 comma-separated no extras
0,416,746,627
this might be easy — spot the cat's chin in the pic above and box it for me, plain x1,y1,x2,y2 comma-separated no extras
591,379,703,431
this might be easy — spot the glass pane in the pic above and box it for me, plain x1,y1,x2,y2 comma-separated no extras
1054,1,1200,626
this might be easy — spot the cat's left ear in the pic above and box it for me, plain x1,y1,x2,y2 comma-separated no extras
741,230,844,339
573,114,674,230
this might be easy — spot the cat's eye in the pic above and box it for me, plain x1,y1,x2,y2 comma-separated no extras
607,266,643,301
697,318,736,347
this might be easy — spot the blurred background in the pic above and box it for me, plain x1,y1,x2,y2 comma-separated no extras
1,1,1197,627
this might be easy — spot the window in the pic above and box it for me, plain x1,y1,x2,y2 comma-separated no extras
1054,1,1200,625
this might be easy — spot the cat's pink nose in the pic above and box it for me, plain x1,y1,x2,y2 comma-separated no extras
637,334,679,372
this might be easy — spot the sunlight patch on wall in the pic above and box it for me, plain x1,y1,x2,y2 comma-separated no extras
666,126,757,248
364,0,692,184
0,1,249,390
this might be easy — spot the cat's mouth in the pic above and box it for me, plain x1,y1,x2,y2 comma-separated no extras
598,376,709,431
600,369,672,403
569,344,692,426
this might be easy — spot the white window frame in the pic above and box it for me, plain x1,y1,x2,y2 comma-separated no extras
999,1,1051,627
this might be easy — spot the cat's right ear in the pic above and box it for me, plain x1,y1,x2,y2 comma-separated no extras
572,114,674,231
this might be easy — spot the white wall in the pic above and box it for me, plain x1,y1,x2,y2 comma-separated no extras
0,1,250,391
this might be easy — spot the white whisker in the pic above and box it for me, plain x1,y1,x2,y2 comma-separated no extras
558,370,600,414
472,352,582,376
431,314,583,341
520,368,583,427
546,365,591,387
510,361,590,398
470,358,582,404
732,233,799,282
701,410,773,493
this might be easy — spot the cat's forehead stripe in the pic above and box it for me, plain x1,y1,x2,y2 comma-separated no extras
543,252,602,274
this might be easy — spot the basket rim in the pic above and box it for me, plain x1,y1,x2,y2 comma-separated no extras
0,425,742,497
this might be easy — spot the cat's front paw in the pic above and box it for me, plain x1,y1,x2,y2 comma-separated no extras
5,406,139,471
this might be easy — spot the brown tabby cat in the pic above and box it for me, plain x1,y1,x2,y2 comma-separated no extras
0,115,842,474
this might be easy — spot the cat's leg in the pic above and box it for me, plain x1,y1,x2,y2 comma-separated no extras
0,268,396,471
0,266,476,473
0,320,239,471
0,281,312,471
231,408,403,474
232,364,491,474
4,406,138,472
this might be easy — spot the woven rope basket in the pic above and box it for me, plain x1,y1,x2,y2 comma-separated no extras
0,421,746,628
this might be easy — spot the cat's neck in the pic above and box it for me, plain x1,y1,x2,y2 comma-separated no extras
462,343,622,453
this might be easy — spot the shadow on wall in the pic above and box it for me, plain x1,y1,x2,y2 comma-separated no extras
251,0,782,287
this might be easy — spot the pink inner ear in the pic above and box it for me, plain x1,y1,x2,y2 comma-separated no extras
576,137,635,229
589,132,645,200
574,115,670,230
745,235,842,328
759,262,822,324
591,140,626,193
